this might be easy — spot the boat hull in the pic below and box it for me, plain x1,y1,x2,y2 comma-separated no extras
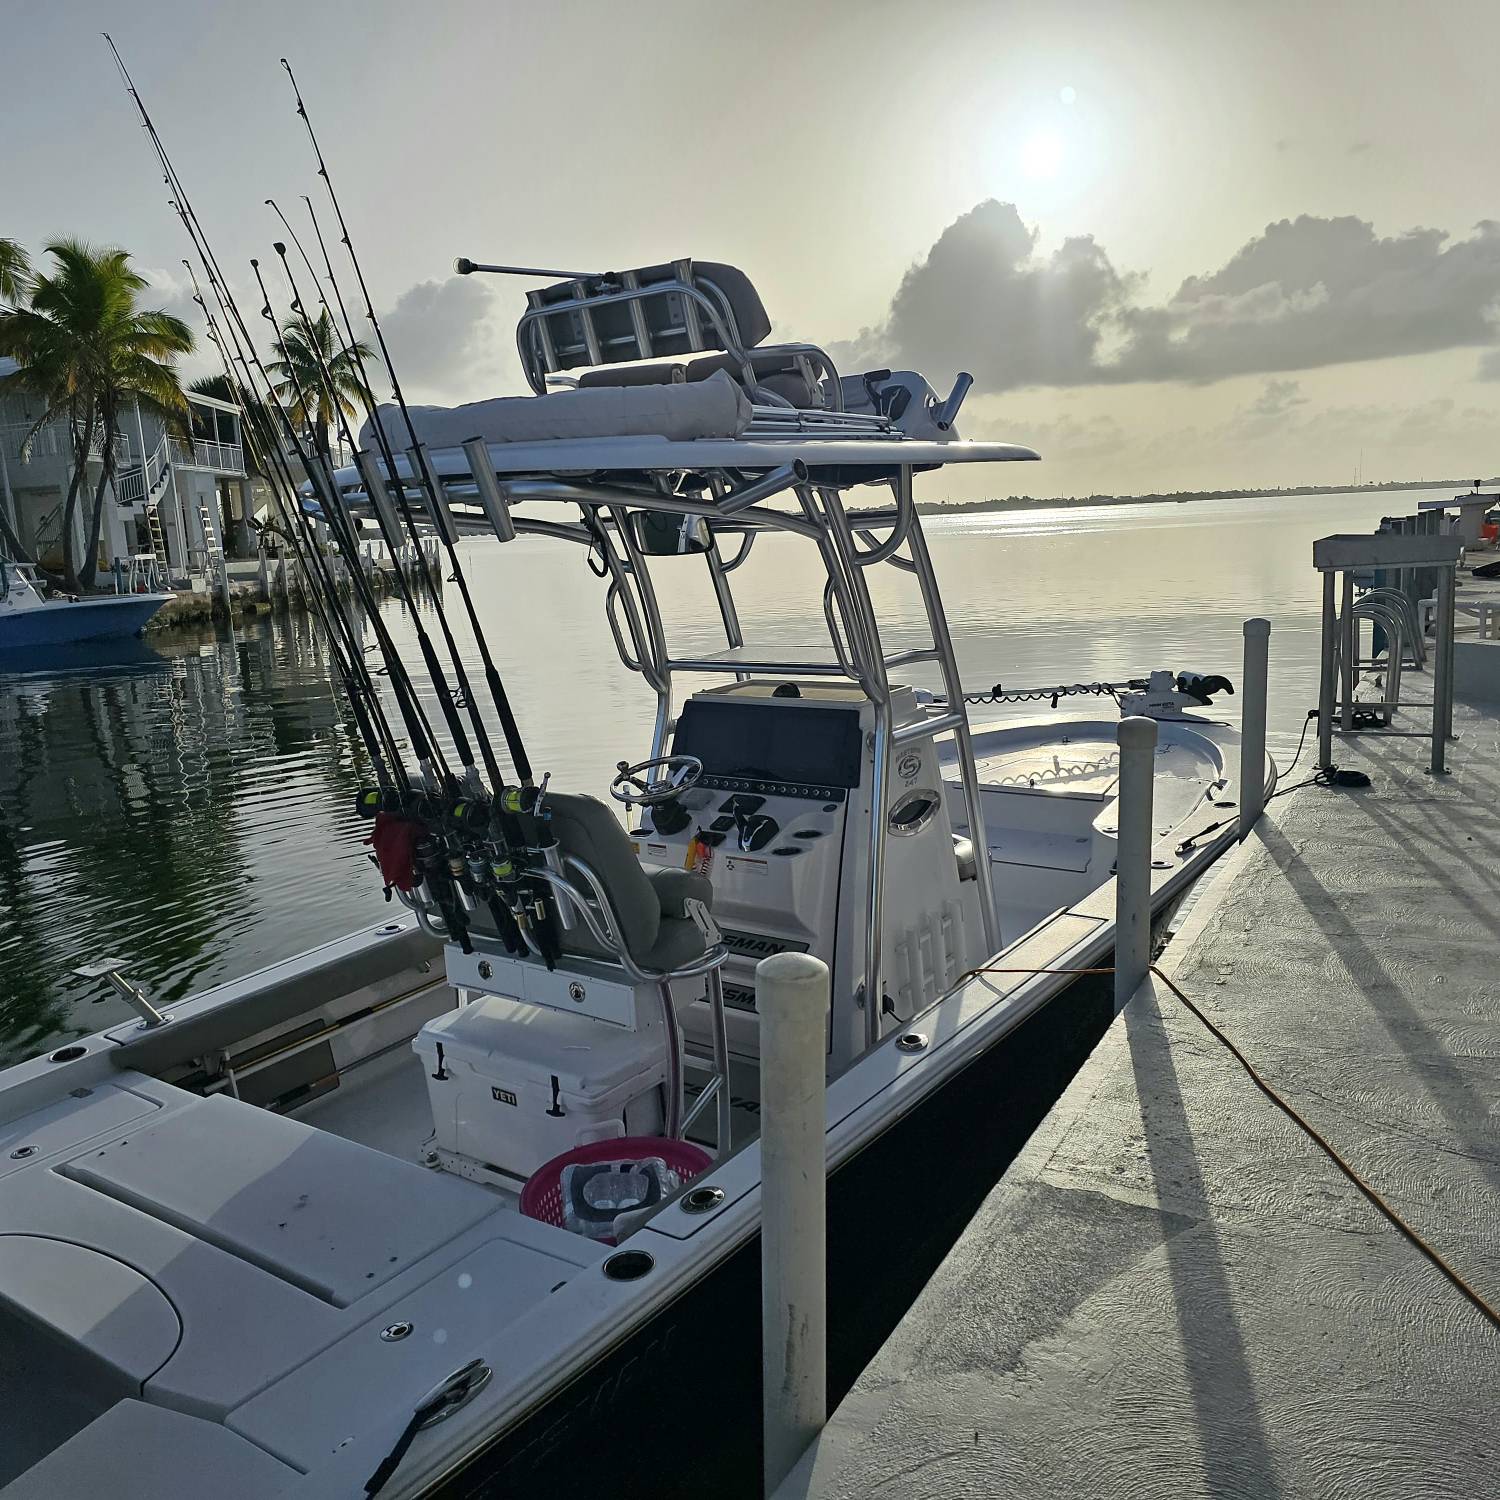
0,593,171,649
425,965,1120,1499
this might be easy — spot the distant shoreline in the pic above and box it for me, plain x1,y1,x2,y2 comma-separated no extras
918,477,1500,516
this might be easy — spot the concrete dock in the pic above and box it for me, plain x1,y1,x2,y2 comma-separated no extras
780,690,1500,1498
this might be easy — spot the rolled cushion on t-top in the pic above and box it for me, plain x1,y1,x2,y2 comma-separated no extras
360,368,751,452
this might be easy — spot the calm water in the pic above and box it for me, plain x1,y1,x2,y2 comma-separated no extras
0,487,1411,1061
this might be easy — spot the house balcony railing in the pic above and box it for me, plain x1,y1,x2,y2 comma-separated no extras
171,435,245,474
1,418,131,466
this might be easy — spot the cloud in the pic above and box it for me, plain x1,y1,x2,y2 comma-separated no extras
851,202,1500,393
1113,214,1500,382
834,200,1138,390
1478,349,1500,380
378,275,515,402
1244,378,1309,420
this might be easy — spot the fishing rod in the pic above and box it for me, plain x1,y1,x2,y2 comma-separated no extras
108,36,548,958
262,212,505,798
247,256,493,949
265,184,560,960
102,33,434,791
102,41,460,816
281,56,536,790
241,256,457,785
257,248,543,956
185,262,401,787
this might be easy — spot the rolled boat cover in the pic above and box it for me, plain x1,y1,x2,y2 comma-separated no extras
360,368,751,451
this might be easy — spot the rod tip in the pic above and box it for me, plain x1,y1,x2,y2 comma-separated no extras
273,241,287,256
453,257,474,276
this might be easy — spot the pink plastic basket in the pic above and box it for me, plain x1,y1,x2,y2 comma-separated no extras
519,1136,713,1238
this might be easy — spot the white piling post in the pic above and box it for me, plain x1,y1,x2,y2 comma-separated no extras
258,548,271,602
1239,618,1270,839
1114,716,1158,1013
758,951,829,1496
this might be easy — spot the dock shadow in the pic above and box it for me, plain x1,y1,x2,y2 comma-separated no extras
1257,817,1500,1197
1123,988,1284,1499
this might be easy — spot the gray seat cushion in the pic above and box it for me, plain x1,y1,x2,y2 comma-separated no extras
646,866,714,917
547,795,714,973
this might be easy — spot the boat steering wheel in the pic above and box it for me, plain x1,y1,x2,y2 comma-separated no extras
609,754,703,807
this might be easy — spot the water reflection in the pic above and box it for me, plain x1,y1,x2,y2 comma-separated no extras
0,487,1408,1061
0,613,376,1055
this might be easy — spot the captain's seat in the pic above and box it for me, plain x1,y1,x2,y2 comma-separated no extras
545,793,716,974
533,792,729,1149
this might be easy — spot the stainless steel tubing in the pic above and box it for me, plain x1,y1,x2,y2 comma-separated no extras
1340,572,1356,731
455,258,605,279
931,371,974,431
706,965,733,1156
1318,570,1338,769
460,438,517,543
715,462,809,515
1432,566,1456,774
407,444,459,548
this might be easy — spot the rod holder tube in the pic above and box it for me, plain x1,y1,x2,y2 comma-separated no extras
354,449,402,546
757,951,829,1496
1239,618,1270,839
931,370,973,431
716,462,807,516
460,438,517,543
408,444,459,548
1114,716,1158,1014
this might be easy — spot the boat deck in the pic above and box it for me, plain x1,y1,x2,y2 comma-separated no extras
779,684,1500,1499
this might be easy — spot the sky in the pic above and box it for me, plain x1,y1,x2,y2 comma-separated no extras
2,0,1498,501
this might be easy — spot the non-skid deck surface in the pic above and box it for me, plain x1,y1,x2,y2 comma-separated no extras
780,686,1500,1499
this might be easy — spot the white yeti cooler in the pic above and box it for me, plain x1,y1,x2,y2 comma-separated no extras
414,994,668,1183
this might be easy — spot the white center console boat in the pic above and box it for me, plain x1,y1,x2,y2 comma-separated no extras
0,257,1269,1499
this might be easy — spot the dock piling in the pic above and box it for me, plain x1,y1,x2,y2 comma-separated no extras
1114,716,1158,1013
1239,618,1270,838
757,951,830,1496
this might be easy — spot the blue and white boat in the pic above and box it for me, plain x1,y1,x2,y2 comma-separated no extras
0,557,170,650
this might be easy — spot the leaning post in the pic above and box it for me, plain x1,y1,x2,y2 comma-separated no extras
1239,618,1271,839
1114,715,1158,1013
758,951,829,1496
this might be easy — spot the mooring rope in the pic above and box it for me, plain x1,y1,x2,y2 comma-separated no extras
951,962,1500,1331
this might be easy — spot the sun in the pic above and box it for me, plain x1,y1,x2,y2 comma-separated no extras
1020,130,1065,180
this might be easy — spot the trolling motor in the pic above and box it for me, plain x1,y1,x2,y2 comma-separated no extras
1119,669,1236,720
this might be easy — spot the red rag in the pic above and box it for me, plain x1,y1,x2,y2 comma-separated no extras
365,812,421,893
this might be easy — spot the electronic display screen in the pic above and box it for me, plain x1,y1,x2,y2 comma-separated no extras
673,700,863,788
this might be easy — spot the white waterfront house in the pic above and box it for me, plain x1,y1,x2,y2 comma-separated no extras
0,355,253,587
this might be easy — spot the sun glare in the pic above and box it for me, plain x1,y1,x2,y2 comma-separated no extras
1020,130,1065,179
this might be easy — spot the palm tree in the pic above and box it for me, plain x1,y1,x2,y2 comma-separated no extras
266,309,372,467
0,238,31,306
0,240,193,590
0,237,33,561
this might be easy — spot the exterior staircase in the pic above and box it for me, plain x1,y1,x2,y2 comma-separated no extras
116,433,174,575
